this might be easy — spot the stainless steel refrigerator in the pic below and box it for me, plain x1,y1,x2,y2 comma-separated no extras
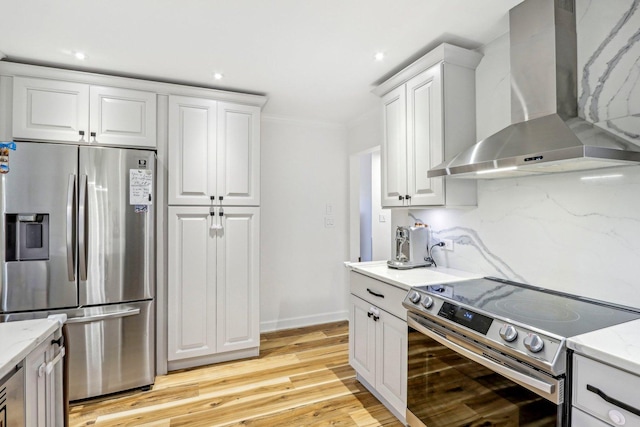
0,141,155,401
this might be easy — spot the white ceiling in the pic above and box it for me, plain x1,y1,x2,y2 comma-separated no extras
0,0,522,124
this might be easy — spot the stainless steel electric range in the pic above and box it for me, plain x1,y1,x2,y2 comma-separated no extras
403,277,640,427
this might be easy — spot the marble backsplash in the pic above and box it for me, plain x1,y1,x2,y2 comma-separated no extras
577,0,640,141
398,0,640,309
404,166,640,308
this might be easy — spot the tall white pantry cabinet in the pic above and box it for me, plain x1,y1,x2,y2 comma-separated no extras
167,95,262,369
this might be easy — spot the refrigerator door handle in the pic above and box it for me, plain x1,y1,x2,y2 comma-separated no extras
65,308,141,324
79,174,88,281
66,174,77,281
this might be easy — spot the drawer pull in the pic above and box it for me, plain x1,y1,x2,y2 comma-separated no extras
587,384,640,417
366,288,384,298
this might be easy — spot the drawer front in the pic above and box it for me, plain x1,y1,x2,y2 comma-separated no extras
573,354,640,426
350,272,407,320
572,408,611,427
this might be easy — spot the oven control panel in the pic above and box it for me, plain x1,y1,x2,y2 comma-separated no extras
403,288,565,373
437,301,493,334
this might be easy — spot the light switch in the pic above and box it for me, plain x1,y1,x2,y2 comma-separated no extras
325,204,333,215
378,214,386,222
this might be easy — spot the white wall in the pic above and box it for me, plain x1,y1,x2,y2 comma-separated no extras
347,109,383,155
371,151,391,261
403,0,640,308
260,116,350,331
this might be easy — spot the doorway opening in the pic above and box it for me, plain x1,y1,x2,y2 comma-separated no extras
349,147,391,263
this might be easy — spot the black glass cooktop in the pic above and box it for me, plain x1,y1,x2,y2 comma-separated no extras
421,277,640,338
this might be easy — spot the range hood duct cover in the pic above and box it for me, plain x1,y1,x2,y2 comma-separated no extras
428,0,640,179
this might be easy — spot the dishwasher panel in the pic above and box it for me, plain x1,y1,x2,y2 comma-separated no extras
0,366,25,427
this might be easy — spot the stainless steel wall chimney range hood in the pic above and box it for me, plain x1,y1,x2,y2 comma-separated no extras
428,0,640,179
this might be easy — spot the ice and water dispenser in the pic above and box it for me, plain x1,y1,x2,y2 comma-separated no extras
5,214,50,261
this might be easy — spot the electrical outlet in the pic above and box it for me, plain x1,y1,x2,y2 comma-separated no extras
442,239,454,251
324,216,334,228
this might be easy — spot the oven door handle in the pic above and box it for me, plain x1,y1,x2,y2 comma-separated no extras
408,315,556,398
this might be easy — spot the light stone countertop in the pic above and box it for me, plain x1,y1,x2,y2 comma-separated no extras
0,318,61,380
568,318,640,376
346,260,482,291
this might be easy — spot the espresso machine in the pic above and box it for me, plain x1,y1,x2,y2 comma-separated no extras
387,225,430,269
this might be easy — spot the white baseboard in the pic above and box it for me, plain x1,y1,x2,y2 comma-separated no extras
260,310,349,333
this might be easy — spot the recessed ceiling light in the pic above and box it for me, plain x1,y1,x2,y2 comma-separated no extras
74,51,86,60
213,72,223,80
374,52,385,61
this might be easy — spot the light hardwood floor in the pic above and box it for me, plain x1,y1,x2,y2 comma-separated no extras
69,321,404,427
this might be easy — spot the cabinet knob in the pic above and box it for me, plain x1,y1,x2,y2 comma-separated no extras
398,195,404,201
79,130,85,136
90,132,96,137
406,195,411,200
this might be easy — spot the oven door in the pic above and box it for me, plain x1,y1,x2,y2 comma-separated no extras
407,312,564,427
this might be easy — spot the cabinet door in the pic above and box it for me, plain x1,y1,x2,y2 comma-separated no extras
571,408,611,427
168,96,217,205
89,86,157,148
406,65,444,205
13,77,89,142
217,103,261,206
25,338,48,427
376,310,407,416
216,207,260,352
349,295,376,386
381,85,407,207
168,206,217,360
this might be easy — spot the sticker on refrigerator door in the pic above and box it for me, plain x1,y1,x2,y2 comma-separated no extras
130,169,153,205
134,205,148,213
0,142,17,174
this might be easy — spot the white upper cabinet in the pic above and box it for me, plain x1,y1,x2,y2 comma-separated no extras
381,67,444,207
381,85,407,207
89,86,156,147
405,66,443,206
12,77,156,148
375,43,481,208
217,103,260,206
168,96,260,206
12,78,89,142
168,96,218,205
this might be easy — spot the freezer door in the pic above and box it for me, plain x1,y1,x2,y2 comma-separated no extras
79,146,155,306
65,300,155,400
1,142,78,312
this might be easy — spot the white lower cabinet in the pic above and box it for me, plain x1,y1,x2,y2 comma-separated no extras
349,272,407,422
572,408,611,427
24,327,65,427
167,206,259,366
572,354,640,427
